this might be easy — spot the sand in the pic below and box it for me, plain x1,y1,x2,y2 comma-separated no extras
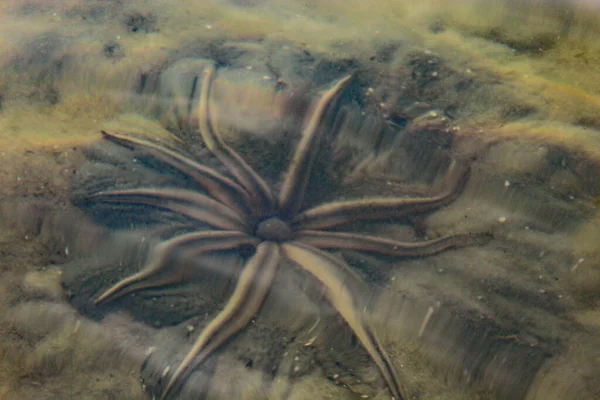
1,1,600,399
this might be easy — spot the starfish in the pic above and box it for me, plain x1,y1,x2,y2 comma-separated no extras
88,66,477,400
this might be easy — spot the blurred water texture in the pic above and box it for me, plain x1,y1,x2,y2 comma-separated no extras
1,1,600,399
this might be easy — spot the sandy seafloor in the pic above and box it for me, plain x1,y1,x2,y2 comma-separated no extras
1,1,600,399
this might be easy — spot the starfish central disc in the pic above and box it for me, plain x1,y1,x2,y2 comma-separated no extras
255,217,294,242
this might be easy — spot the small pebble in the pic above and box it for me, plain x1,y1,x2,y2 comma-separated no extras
145,346,156,356
73,320,81,334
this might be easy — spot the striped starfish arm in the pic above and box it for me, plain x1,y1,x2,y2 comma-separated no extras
295,230,484,257
282,242,406,400
160,242,280,400
88,188,249,231
197,65,275,216
293,161,470,230
100,130,254,214
95,231,259,305
278,75,352,216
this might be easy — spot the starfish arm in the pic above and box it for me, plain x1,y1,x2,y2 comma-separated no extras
295,230,483,257
88,188,249,231
278,75,352,216
282,242,406,400
293,164,470,230
100,130,254,214
198,65,275,216
95,231,259,305
160,241,280,400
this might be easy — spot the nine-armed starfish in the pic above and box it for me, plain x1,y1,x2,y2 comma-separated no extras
88,66,477,400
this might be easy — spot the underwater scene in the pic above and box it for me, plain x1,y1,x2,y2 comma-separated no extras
1,1,600,399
